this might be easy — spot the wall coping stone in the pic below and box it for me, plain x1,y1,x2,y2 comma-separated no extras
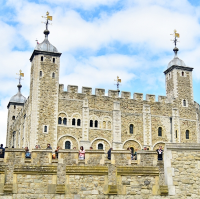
85,150,105,154
58,149,78,153
137,150,157,154
32,149,53,152
111,150,131,154
165,143,200,150
5,148,25,152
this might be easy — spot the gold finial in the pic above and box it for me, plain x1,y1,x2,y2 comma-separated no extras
46,11,49,16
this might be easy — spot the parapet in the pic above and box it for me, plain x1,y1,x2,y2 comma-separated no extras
146,94,156,102
108,90,119,98
82,87,92,95
133,93,143,101
59,84,171,105
95,88,105,96
121,91,131,99
67,85,78,93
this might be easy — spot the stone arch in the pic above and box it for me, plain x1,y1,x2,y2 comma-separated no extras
91,138,111,151
122,139,142,150
58,111,68,118
153,142,165,150
71,112,81,119
57,135,79,149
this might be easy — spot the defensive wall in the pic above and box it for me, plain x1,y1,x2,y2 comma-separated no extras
0,143,200,198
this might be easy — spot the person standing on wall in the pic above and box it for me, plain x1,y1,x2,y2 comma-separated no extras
156,146,163,160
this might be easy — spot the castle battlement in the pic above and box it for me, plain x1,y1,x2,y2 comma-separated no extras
59,84,171,104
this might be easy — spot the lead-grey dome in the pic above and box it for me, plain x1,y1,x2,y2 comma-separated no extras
168,56,186,68
35,37,58,53
9,84,26,104
168,47,186,68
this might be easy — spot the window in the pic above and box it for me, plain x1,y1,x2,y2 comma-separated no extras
176,130,177,138
130,124,133,134
98,143,103,150
158,127,162,136
130,147,134,155
183,100,186,106
186,130,189,139
14,105,16,109
58,117,62,124
182,71,184,76
95,120,98,128
41,56,43,61
72,118,76,126
53,58,55,63
24,114,26,119
77,119,81,126
12,116,15,120
44,125,47,132
65,141,71,149
52,73,55,78
40,71,42,77
90,120,93,127
169,74,170,78
63,118,67,125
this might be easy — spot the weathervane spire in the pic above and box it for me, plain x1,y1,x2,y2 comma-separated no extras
170,29,180,57
114,76,121,96
42,11,53,40
16,70,24,93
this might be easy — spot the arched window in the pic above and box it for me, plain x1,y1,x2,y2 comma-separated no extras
158,127,162,136
130,124,133,134
90,120,93,127
65,141,71,149
12,116,15,120
63,118,67,125
183,100,186,106
44,125,47,132
182,71,184,76
52,73,55,78
40,71,42,77
77,119,81,126
95,120,98,128
41,56,43,61
14,105,16,109
98,143,103,150
58,117,62,124
72,118,76,126
53,58,55,63
186,130,189,139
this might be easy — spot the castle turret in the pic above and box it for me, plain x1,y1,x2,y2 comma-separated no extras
29,12,62,149
164,39,193,106
6,80,26,147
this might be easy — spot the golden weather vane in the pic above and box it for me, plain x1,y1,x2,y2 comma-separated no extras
114,76,121,95
42,11,53,31
16,70,24,85
170,29,180,47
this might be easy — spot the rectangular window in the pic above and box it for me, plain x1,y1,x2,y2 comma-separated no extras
53,58,55,63
43,125,48,133
41,56,43,61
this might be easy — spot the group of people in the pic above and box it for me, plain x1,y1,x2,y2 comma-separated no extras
0,143,163,161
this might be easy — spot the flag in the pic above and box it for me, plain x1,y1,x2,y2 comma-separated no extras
175,33,180,38
20,73,24,77
47,16,52,21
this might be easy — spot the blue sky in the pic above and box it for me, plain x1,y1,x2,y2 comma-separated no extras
1,0,200,146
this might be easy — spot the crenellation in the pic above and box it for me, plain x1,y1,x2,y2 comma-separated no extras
59,84,64,93
146,94,156,102
133,92,143,101
121,91,131,99
108,90,119,98
82,87,92,95
95,88,105,96
67,85,78,93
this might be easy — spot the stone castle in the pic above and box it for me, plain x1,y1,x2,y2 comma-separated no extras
1,13,200,198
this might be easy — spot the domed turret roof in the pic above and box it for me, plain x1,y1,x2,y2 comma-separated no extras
8,84,26,108
35,37,58,53
167,47,186,68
